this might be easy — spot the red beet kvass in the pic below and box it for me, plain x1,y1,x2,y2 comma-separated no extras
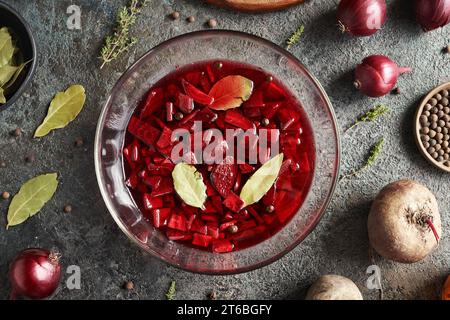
123,60,315,253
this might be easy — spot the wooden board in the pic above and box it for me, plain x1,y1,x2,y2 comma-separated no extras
206,0,305,12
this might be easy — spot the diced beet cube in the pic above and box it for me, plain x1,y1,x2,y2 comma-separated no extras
233,172,242,193
234,209,250,221
140,88,164,119
182,79,214,106
299,152,311,173
163,195,176,208
184,71,203,86
166,102,174,122
147,163,172,176
277,107,299,131
128,116,161,146
153,156,165,164
166,83,181,100
239,219,257,231
223,212,234,221
143,175,162,189
215,113,226,129
239,163,255,174
192,233,212,248
200,214,219,223
150,115,167,131
151,177,174,197
262,214,276,225
261,102,282,119
243,105,262,118
156,126,173,149
279,159,293,177
224,110,254,130
168,213,187,231
211,195,223,214
230,225,267,243
176,92,194,114
123,145,136,169
166,230,192,241
223,192,244,213
186,214,196,230
179,109,200,124
205,64,216,83
129,125,155,148
190,218,208,235
264,82,286,102
143,194,164,210
181,203,199,217
207,227,220,239
131,144,140,162
212,239,234,253
244,87,265,108
152,208,171,228
203,200,218,214
195,107,218,123
262,186,276,206
219,220,237,231
276,191,302,224
247,206,264,224
125,172,139,189
200,76,211,92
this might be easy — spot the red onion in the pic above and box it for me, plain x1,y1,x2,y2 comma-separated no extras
9,248,62,300
415,0,450,31
354,55,412,97
337,0,387,37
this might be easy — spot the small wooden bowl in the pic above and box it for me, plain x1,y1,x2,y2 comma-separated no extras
206,0,305,12
414,82,450,173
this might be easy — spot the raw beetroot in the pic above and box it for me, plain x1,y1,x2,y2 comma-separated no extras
124,60,315,253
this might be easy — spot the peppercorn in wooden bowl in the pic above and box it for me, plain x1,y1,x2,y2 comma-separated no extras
415,82,450,173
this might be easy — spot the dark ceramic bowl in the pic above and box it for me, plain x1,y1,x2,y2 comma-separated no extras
0,1,36,112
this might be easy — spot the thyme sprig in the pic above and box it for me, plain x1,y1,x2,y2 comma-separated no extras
99,0,150,69
341,138,385,180
165,281,176,300
286,24,305,50
345,104,390,132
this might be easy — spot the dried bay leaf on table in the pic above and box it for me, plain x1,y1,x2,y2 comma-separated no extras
34,84,86,138
7,173,59,228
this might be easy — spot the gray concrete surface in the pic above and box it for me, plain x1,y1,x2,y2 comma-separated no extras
0,0,449,300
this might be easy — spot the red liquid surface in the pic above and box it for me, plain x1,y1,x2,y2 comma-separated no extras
123,60,315,253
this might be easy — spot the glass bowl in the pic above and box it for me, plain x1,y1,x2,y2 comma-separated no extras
95,30,340,274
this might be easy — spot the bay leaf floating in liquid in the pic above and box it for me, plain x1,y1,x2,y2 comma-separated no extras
172,162,207,209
